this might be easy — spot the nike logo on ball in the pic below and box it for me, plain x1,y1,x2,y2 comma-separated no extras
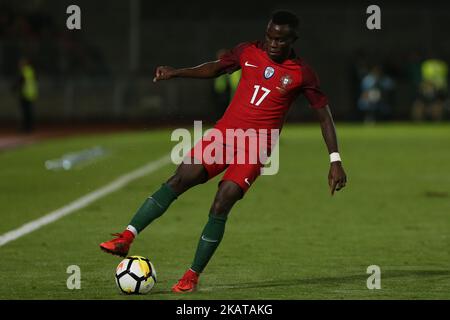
244,178,251,186
244,61,258,68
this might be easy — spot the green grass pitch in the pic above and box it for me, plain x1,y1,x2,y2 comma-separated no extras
0,123,449,299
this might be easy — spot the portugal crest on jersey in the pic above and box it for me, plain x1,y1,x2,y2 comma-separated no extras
276,74,293,94
264,67,275,79
280,75,292,88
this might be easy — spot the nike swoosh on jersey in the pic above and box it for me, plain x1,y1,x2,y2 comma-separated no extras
244,178,251,186
201,235,219,243
244,61,258,68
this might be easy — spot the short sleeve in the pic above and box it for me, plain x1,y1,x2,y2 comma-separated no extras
218,42,250,74
301,64,329,109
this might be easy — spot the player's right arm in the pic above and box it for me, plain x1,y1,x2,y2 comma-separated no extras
153,61,226,83
153,42,249,83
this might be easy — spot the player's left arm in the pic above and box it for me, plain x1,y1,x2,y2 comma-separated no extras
314,105,347,195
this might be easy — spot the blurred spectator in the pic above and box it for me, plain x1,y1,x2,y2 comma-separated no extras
349,49,369,119
12,57,39,133
357,65,395,124
405,51,423,107
213,49,241,118
411,57,448,121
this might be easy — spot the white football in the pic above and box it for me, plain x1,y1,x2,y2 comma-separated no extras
115,256,157,294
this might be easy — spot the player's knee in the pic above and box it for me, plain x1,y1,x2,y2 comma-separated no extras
166,173,186,194
166,174,182,192
166,166,206,194
211,182,242,216
211,199,231,217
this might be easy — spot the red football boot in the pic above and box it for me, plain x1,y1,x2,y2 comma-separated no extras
99,230,134,257
172,269,199,293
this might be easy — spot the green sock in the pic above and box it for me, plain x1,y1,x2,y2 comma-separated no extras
128,183,177,233
191,213,227,273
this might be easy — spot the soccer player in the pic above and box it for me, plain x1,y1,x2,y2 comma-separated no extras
100,10,347,293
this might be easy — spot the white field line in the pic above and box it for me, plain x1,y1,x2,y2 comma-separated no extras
0,154,171,247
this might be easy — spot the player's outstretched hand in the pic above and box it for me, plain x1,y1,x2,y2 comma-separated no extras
153,66,177,83
328,162,347,196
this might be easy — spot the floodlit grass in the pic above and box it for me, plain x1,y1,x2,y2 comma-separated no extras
0,123,449,299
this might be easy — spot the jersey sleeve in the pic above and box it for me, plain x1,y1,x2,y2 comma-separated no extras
300,64,329,109
217,42,250,74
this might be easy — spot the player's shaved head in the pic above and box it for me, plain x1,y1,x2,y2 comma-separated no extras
270,10,299,37
271,10,299,28
265,10,299,62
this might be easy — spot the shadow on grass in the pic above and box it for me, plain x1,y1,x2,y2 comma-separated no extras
149,269,450,295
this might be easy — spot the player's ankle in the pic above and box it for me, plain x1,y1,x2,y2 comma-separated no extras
188,268,200,277
122,229,135,242
124,225,138,240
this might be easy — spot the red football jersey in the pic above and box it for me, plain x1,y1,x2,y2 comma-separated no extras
216,41,328,130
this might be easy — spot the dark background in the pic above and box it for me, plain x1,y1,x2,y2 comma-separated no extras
0,0,449,125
